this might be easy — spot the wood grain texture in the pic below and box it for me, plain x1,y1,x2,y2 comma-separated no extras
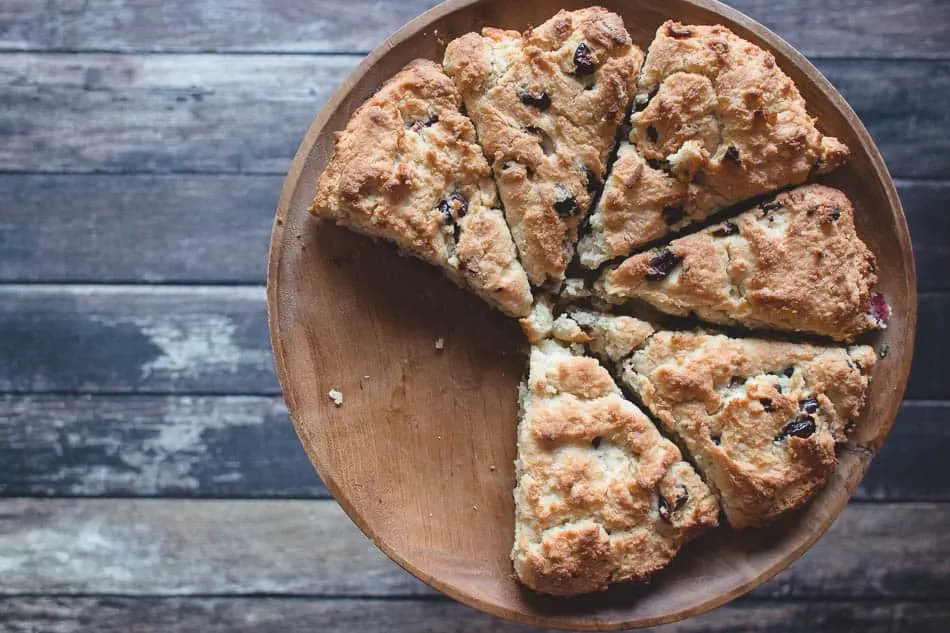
902,181,950,292
859,401,950,501
0,499,946,599
2,598,948,633
0,285,277,394
0,175,281,284
1,176,946,290
1,0,947,58
0,53,360,174
910,294,948,401
0,54,946,177
0,396,944,500
0,395,324,498
0,0,443,55
0,499,428,597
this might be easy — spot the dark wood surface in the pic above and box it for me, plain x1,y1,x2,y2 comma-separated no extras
0,1,946,631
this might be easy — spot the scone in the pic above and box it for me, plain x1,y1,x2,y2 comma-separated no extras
312,59,533,318
520,298,655,363
620,330,876,528
578,21,849,267
597,185,888,342
513,338,719,595
444,8,642,288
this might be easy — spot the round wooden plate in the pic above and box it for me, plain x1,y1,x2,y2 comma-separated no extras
267,0,917,628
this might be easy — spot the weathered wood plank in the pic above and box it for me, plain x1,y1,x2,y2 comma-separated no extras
0,285,278,394
902,180,950,292
819,60,950,180
0,0,442,55
0,54,946,178
910,293,947,401
0,395,324,498
0,395,943,500
0,0,947,58
0,175,281,284
0,286,943,399
0,500,947,599
0,53,360,175
0,499,429,596
1,176,946,290
1,597,948,633
859,401,950,501
0,499,424,597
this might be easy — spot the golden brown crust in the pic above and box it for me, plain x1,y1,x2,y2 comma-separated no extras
578,21,849,267
311,59,532,317
513,340,718,595
444,8,642,287
598,185,885,342
621,330,876,528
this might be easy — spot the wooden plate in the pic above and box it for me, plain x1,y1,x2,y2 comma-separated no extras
267,0,917,628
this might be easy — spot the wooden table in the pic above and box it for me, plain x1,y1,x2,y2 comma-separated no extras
0,1,947,631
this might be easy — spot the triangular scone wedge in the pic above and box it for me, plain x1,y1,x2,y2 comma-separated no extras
444,8,642,288
578,21,849,267
620,330,875,528
312,59,533,318
513,338,718,596
597,185,888,342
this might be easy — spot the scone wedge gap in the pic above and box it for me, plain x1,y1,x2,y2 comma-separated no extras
311,59,533,318
444,7,643,290
578,20,849,268
513,336,718,596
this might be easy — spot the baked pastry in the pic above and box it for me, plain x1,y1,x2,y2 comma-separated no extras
444,8,642,288
309,10,888,596
597,185,888,342
520,300,655,363
577,21,849,268
513,338,719,595
564,309,656,363
312,59,533,317
620,330,875,528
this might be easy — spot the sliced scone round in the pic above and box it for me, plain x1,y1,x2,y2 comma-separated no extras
444,8,642,288
578,21,849,268
597,184,887,342
513,338,718,596
312,59,533,318
620,330,876,529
